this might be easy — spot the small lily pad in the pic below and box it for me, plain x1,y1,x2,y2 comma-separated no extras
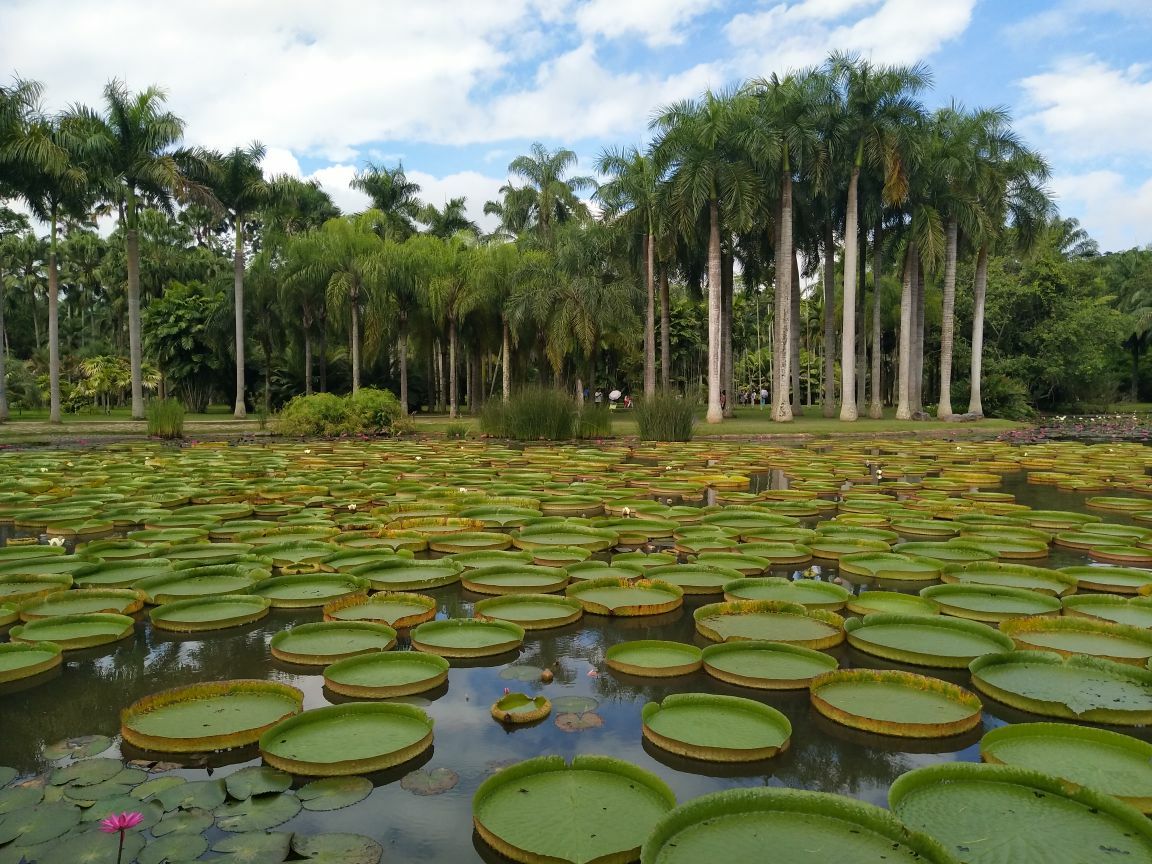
298,776,373,812
0,785,42,813
224,765,292,800
35,829,146,864
82,797,163,830
63,780,138,802
137,832,209,864
132,775,186,801
551,695,599,714
291,833,383,864
211,830,292,864
0,767,17,788
400,767,459,796
0,800,80,845
43,735,112,761
50,757,122,787
151,806,213,836
156,778,226,812
499,664,544,682
214,791,301,831
554,712,604,732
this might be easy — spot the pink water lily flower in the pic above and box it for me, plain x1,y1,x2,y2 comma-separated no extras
99,811,144,833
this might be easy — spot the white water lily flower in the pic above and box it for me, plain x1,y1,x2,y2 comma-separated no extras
348,504,357,511
48,537,66,547
459,487,468,493
622,507,631,517
304,449,311,454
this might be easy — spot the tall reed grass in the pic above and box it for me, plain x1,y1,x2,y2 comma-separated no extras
635,390,695,441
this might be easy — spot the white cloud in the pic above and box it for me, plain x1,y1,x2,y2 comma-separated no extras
1019,57,1152,163
407,169,508,233
261,147,303,180
574,0,720,47
725,0,975,70
1051,170,1152,252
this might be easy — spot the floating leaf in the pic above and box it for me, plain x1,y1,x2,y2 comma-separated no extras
156,778,226,812
151,806,213,837
132,775,186,801
0,767,15,788
499,664,544,682
43,735,112,761
214,791,301,831
0,785,43,813
137,832,209,864
554,711,604,732
211,830,292,864
400,767,459,796
551,695,599,713
298,776,373,812
64,780,137,802
291,833,383,864
0,801,80,845
35,830,146,864
82,797,163,830
224,765,292,800
50,758,122,787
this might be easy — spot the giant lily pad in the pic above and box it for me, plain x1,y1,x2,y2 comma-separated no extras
134,566,261,603
73,559,176,588
9,613,134,650
889,762,1152,864
605,640,703,677
838,552,943,581
251,573,369,608
512,524,619,552
461,564,569,595
0,641,62,683
701,640,838,689
411,618,524,658
810,668,982,738
472,755,675,864
323,651,450,698
1060,565,1152,594
473,593,583,630
260,702,434,776
565,577,683,616
845,613,1014,668
323,591,437,629
847,591,941,617
941,562,1077,596
1062,593,1152,628
645,563,745,595
694,600,845,648
1000,615,1152,665
919,583,1061,623
492,693,551,724
18,588,145,621
0,573,72,603
270,621,396,665
351,559,462,591
150,594,271,632
121,680,303,752
722,577,851,610
642,693,791,762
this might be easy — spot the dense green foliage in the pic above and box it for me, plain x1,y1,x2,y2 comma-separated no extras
480,386,610,441
635,391,696,441
146,398,184,438
275,388,405,438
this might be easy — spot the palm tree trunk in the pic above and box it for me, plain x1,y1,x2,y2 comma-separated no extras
263,342,272,415
48,209,61,424
856,222,867,409
644,233,656,397
840,165,860,420
233,221,247,418
937,217,958,418
501,315,511,403
868,217,884,419
896,241,915,419
303,323,313,396
397,314,408,413
318,313,328,392
722,246,734,418
822,222,836,417
791,252,802,414
0,266,7,422
911,255,925,412
350,290,361,395
125,191,145,419
773,167,793,422
448,318,458,418
706,199,723,424
659,265,671,388
967,243,989,417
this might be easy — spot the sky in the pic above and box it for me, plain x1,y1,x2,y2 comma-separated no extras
2,0,1151,251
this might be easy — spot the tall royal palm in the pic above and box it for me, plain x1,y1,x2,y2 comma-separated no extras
506,142,592,245
420,197,479,239
652,88,759,423
210,141,268,418
595,145,662,397
426,236,482,418
350,162,423,238
80,80,211,419
828,53,929,421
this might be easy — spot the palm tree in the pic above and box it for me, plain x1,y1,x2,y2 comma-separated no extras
349,162,423,238
828,53,929,421
420,197,479,239
210,141,267,418
0,209,32,421
425,235,482,417
652,88,760,423
505,143,593,244
281,230,332,395
78,79,212,419
595,145,662,397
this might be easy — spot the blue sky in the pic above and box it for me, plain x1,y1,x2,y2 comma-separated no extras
3,0,1151,250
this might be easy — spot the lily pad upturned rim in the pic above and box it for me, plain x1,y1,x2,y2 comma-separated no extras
472,593,584,630
999,614,1152,665
810,667,983,738
1061,592,1152,625
9,612,136,649
427,531,515,553
323,591,438,629
845,613,1015,668
121,679,304,752
410,617,526,658
17,587,146,621
564,576,684,616
251,573,370,608
0,640,63,683
693,599,846,649
846,591,941,617
837,552,944,581
645,562,747,594
148,594,272,632
641,693,792,762
941,561,1078,596
722,576,852,610
511,524,619,552
323,650,450,698
639,787,957,864
349,558,462,591
918,583,1062,623
605,640,704,677
700,639,838,689
1060,565,1152,594
491,693,552,724
460,564,570,596
269,620,397,665
259,701,434,776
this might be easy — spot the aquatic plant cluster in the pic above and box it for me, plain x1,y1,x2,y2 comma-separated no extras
3,438,1152,861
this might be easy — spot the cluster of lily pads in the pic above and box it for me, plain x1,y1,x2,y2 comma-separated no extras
2,438,1152,861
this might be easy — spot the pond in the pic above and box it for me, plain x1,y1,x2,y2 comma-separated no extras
1,439,1151,863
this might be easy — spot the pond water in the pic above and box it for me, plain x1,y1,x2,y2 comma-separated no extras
0,447,1149,862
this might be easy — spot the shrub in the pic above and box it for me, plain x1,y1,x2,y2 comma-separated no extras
480,386,607,441
444,422,471,439
147,398,185,439
635,390,695,441
980,374,1036,421
274,388,407,438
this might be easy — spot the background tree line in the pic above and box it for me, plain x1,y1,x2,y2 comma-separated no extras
1,56,1149,426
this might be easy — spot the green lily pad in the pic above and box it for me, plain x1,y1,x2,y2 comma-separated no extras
499,664,544,682
151,806,213,836
137,832,209,864
0,800,80,845
224,765,292,800
63,778,139,802
156,778,227,812
400,767,459,796
554,712,604,732
210,831,292,864
50,758,123,787
291,833,382,864
131,776,186,801
0,785,43,813
214,791,301,831
34,829,146,864
551,695,599,713
298,776,373,811
81,797,163,829
0,767,15,788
